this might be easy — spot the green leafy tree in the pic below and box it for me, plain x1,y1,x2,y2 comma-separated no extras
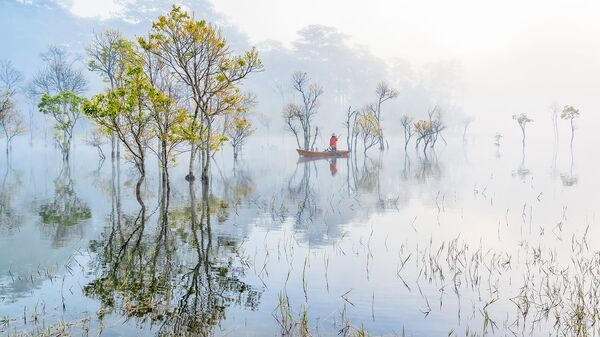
225,113,255,160
87,30,130,91
38,90,85,160
561,105,580,147
142,51,190,187
83,66,159,182
512,113,533,148
87,29,133,158
138,5,263,182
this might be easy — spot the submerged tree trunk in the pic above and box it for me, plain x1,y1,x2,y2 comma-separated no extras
233,144,239,161
187,143,197,181
570,118,575,149
135,176,145,206
110,135,116,160
201,120,212,184
201,146,210,184
4,129,9,156
160,139,170,194
303,127,310,151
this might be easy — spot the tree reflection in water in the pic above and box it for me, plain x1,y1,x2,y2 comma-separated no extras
84,181,261,336
38,159,91,247
513,146,531,180
560,142,578,187
287,161,320,228
415,152,443,182
0,161,22,234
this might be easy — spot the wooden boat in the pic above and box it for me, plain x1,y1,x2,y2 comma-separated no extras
296,149,350,158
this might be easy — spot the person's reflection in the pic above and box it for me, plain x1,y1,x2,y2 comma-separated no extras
329,158,338,176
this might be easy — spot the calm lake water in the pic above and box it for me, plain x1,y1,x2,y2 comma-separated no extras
0,129,598,336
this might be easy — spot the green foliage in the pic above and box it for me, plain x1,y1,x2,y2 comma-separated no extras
38,90,85,153
83,194,260,335
82,5,262,179
39,166,91,227
561,105,580,120
138,5,262,164
87,29,135,88
512,113,533,127
83,65,168,172
225,114,255,157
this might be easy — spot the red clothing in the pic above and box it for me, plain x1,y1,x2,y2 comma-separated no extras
329,161,338,176
329,136,338,149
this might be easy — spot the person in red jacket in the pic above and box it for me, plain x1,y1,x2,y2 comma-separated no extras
329,133,338,151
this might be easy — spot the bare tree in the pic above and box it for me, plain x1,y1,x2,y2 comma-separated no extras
367,81,398,150
0,60,22,93
427,105,446,148
549,101,560,144
283,103,302,149
83,128,108,160
343,105,358,151
282,71,323,150
0,61,22,117
0,61,25,154
29,46,87,98
400,115,414,151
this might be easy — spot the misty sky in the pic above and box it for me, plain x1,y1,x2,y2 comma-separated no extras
213,0,600,129
1,0,599,135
